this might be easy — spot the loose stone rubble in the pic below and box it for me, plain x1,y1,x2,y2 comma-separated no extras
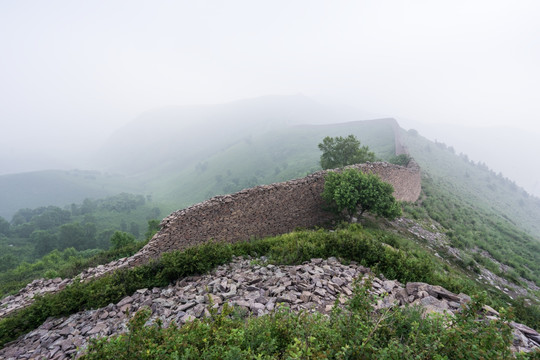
0,258,132,320
1,257,538,359
0,278,71,319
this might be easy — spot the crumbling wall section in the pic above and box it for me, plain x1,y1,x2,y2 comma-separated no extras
132,161,421,264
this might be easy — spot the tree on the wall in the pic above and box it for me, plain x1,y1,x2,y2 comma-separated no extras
318,134,375,170
322,169,401,220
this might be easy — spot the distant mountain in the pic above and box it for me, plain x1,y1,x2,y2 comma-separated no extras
0,95,389,220
90,94,398,211
93,95,364,175
402,127,540,236
0,170,142,220
397,119,540,198
2,95,539,239
144,119,397,212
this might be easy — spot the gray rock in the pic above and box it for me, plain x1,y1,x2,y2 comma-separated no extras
87,323,107,335
178,301,196,311
1,257,538,359
117,296,133,307
181,314,196,323
457,293,471,304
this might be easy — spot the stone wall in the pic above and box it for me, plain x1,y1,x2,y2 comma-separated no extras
131,161,421,264
0,161,421,320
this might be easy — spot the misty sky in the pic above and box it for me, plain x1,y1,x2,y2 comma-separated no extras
1,1,539,193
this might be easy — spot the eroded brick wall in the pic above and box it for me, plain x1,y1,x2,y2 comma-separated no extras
132,161,421,264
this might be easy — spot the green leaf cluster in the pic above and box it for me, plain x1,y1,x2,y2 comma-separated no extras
110,231,136,250
322,169,401,220
318,134,375,170
1,225,538,349
80,281,532,360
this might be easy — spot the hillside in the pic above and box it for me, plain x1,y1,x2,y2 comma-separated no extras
1,225,540,358
93,95,365,175
1,112,540,357
0,96,395,221
401,128,540,236
148,120,397,211
398,128,540,291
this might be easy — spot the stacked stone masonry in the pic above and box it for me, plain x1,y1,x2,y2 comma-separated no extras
132,161,421,265
0,161,420,320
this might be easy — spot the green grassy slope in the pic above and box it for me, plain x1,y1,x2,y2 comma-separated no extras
401,128,540,288
401,128,540,236
3,117,540,298
148,120,396,212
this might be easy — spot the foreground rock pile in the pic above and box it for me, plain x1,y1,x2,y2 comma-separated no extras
1,257,539,359
0,277,71,319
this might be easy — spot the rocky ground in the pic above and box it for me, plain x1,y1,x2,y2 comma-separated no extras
1,257,539,359
391,217,540,301
2,216,536,324
0,257,133,320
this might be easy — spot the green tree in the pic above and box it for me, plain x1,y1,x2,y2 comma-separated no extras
11,208,35,226
96,229,115,248
129,222,140,238
80,198,97,214
145,219,161,240
58,223,85,250
120,219,127,232
318,134,375,170
11,222,35,238
0,216,10,236
31,230,58,257
389,153,412,166
322,169,401,220
0,254,18,272
110,231,136,250
34,206,71,230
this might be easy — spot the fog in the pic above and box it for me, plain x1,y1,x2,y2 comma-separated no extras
1,1,539,195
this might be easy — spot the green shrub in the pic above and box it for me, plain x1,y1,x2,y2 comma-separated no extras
80,278,528,359
2,225,538,349
322,169,401,220
110,231,136,250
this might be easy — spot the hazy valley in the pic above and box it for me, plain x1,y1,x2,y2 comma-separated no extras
0,97,539,358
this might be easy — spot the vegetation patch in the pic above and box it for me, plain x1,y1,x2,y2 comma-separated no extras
2,224,538,348
80,279,533,359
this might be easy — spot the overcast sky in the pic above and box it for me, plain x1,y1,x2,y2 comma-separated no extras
1,1,539,192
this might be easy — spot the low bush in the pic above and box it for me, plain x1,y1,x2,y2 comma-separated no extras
80,279,532,359
1,225,539,349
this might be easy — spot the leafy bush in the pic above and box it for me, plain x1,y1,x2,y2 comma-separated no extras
110,231,136,250
388,153,412,166
1,225,538,348
322,169,401,220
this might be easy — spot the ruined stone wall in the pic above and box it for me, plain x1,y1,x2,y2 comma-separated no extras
0,161,421,319
132,161,421,264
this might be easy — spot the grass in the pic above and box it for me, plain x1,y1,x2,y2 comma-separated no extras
2,223,538,349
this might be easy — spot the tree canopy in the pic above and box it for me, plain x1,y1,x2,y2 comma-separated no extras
110,231,136,250
322,169,401,220
318,134,375,170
